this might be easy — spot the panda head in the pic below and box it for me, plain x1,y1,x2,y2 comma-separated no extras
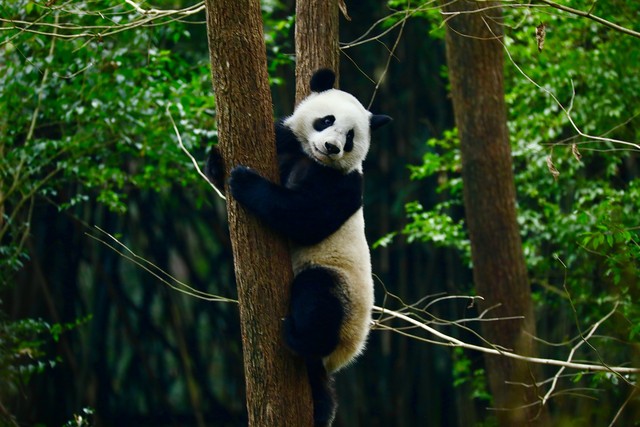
284,69,392,173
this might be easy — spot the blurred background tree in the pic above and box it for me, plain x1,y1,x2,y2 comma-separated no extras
1,0,639,426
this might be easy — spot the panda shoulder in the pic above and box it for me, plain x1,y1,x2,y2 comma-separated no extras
275,119,300,153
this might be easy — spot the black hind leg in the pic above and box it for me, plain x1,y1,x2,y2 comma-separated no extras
306,358,337,427
283,267,344,359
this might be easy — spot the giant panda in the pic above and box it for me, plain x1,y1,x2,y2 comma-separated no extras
206,69,391,426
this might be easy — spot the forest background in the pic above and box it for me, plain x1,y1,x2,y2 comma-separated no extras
1,0,639,426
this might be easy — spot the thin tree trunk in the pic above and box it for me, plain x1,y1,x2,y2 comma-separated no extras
440,1,550,425
204,1,313,425
294,0,340,103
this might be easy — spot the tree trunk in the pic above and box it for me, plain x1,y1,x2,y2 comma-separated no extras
204,1,313,425
440,1,550,425
294,0,340,103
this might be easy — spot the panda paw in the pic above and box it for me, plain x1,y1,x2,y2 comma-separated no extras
205,146,226,193
229,165,266,204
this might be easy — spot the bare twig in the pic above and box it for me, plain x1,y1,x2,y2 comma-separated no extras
166,104,226,200
437,0,640,39
25,12,59,142
608,387,638,427
367,5,408,109
372,305,640,374
541,302,619,405
482,17,640,153
88,226,235,303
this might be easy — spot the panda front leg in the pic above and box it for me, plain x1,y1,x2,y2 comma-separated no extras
229,165,320,242
283,267,344,427
204,146,226,194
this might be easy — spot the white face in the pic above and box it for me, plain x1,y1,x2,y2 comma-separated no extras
284,89,372,173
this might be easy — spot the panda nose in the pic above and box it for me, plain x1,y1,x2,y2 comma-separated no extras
325,142,341,155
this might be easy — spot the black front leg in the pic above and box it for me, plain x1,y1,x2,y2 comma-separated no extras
229,165,360,245
229,165,316,242
229,166,277,213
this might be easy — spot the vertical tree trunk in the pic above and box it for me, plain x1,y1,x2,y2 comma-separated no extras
440,2,550,425
204,1,313,425
294,0,340,103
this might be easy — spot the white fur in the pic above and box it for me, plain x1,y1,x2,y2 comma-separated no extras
290,208,374,373
284,89,372,173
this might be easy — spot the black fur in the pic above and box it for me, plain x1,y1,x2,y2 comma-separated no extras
313,115,336,132
306,359,337,427
205,145,226,192
283,267,344,358
228,121,363,246
344,130,355,152
310,68,336,92
370,114,393,130
283,267,343,426
206,124,362,247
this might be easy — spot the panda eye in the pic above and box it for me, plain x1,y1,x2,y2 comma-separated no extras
313,115,336,131
344,129,355,152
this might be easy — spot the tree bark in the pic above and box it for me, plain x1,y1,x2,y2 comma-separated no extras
294,0,340,103
204,1,313,425
440,1,550,425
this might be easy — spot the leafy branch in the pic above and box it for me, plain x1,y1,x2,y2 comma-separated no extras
536,0,640,39
0,1,205,44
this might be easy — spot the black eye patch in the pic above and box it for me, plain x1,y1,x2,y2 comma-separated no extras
344,129,355,152
313,115,335,131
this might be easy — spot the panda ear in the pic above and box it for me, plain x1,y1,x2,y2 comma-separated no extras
310,69,336,93
370,114,392,131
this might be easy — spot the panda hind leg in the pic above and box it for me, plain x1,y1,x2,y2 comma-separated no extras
283,267,344,359
306,358,337,427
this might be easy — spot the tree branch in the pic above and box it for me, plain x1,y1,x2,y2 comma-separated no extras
373,305,640,375
537,0,640,39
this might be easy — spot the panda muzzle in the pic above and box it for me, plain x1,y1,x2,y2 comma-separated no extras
324,142,341,155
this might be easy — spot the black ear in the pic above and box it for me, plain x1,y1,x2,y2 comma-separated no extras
310,69,336,92
370,114,392,131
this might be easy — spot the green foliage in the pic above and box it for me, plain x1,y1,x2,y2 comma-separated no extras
0,314,91,423
0,1,220,423
386,0,445,39
1,0,299,423
1,318,63,395
502,3,640,346
402,201,469,252
63,408,94,427
408,128,461,183
378,128,470,258
452,348,491,403
398,1,640,421
1,1,216,281
262,1,295,82
451,348,496,427
403,0,640,337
